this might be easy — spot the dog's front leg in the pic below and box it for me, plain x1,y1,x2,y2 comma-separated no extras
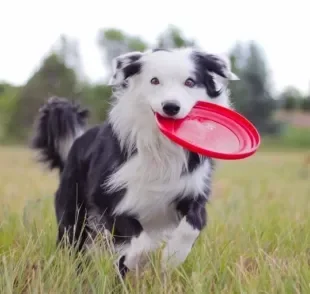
162,196,207,270
115,217,158,277
119,232,157,273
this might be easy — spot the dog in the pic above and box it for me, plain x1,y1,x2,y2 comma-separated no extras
31,47,238,277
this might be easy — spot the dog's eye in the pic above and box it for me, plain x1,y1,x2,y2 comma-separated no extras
150,77,160,85
184,78,196,88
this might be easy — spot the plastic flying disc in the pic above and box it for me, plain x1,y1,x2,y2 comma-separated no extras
155,101,260,160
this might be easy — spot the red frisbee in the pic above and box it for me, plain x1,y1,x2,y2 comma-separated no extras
155,101,260,160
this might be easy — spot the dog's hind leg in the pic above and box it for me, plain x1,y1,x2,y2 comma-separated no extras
54,142,88,252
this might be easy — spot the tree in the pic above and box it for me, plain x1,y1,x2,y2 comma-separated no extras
97,25,198,79
97,28,148,76
229,42,248,113
57,35,85,83
300,97,310,112
4,34,91,142
229,41,277,134
156,25,196,49
279,86,302,111
0,83,20,141
5,53,79,141
82,83,112,123
97,25,197,78
244,42,277,132
283,96,299,111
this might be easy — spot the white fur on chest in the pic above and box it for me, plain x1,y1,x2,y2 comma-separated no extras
108,149,211,235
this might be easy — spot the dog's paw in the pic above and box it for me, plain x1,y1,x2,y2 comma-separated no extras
161,242,192,270
117,253,148,279
123,250,150,272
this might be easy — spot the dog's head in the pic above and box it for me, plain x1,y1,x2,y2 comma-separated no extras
109,48,238,119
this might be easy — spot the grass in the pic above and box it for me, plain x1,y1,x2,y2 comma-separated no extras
0,146,309,293
261,126,310,151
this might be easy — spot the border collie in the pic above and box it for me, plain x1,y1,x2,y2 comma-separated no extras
31,47,238,277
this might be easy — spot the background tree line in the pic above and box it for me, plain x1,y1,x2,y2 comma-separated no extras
278,86,310,112
0,25,309,144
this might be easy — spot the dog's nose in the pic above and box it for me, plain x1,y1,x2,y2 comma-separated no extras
162,101,180,116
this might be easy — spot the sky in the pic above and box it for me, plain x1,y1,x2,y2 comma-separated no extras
1,0,309,95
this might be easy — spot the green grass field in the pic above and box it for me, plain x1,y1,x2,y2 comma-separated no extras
0,146,309,293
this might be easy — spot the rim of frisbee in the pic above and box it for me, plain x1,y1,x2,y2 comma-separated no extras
155,101,261,160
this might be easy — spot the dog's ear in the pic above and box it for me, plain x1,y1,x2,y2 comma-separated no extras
193,51,239,99
214,53,239,81
194,51,239,81
108,51,144,86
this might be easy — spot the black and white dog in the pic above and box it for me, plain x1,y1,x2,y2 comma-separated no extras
31,48,238,277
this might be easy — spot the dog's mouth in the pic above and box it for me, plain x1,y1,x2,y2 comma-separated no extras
151,107,185,120
150,107,170,118
152,111,180,120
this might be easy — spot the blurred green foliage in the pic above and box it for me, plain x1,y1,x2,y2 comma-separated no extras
278,86,310,112
229,41,277,134
0,84,19,139
261,126,310,150
300,98,310,112
0,26,309,149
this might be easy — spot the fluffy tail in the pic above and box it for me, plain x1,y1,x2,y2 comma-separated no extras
31,96,89,172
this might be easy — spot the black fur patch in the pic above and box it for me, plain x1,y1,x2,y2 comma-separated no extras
182,152,214,175
128,54,142,62
176,196,207,230
192,52,228,98
123,62,142,80
187,152,202,173
116,60,122,69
